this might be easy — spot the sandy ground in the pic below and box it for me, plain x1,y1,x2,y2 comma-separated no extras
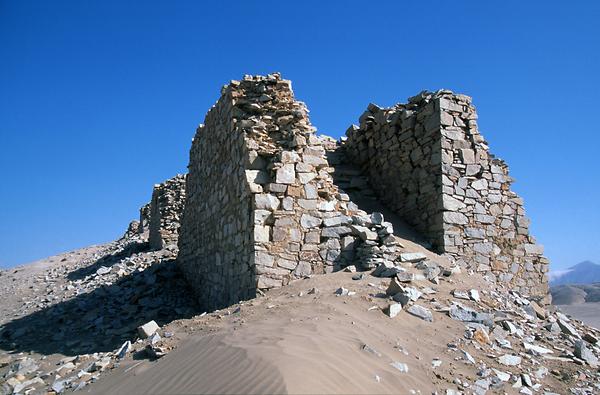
86,270,478,394
556,303,600,330
1,233,594,394
83,264,579,395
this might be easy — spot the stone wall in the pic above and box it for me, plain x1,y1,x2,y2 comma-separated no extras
138,203,150,234
177,73,402,311
344,91,549,299
344,100,444,246
148,174,186,250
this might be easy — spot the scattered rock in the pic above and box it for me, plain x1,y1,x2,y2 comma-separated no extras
498,354,522,366
395,271,414,283
116,340,132,359
96,266,112,276
386,278,404,296
449,304,493,327
557,319,580,337
386,303,403,318
399,252,427,263
461,349,476,364
406,305,433,322
574,339,599,367
523,342,553,356
137,320,160,339
352,273,364,280
361,344,382,357
390,361,409,372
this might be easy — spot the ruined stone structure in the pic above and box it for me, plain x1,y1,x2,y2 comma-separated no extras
343,91,549,298
177,73,403,311
173,74,548,310
148,174,186,250
138,203,150,234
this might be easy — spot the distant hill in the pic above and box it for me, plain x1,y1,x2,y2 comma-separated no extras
549,260,600,285
549,261,600,305
551,283,600,305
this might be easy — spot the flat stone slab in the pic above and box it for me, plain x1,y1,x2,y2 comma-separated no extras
399,252,427,262
407,305,433,322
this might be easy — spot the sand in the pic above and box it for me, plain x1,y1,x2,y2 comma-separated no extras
87,271,470,394
1,234,581,394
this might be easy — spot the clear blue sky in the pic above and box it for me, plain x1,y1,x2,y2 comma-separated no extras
1,1,598,270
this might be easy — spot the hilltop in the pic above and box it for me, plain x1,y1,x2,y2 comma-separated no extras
2,74,598,394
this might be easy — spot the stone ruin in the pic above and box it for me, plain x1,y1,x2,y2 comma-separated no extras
148,174,186,250
128,73,548,311
130,174,187,251
138,203,150,234
343,92,549,299
176,74,404,311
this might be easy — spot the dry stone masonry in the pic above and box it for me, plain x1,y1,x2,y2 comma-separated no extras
138,73,552,310
148,174,186,250
343,91,549,300
138,203,151,234
177,73,403,311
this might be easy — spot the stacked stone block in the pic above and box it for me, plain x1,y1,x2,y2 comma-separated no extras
177,73,402,311
138,203,151,234
343,91,549,299
148,174,186,250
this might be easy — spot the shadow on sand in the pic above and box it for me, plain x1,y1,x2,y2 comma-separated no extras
0,255,199,357
66,240,151,281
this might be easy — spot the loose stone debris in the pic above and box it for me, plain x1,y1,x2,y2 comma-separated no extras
0,230,197,394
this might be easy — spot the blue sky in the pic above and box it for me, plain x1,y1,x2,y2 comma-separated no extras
1,1,598,270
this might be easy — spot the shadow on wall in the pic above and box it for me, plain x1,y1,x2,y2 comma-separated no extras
326,147,431,250
0,256,199,357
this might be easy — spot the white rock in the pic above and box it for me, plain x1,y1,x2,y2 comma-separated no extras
492,368,511,382
468,289,480,302
149,332,162,345
387,303,403,318
300,214,322,229
390,361,409,372
461,349,476,364
351,225,378,241
399,252,427,262
407,305,433,322
523,342,553,355
116,340,132,359
498,354,521,366
96,266,111,275
137,320,160,339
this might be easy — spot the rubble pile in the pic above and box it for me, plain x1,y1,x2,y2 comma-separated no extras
343,238,600,394
0,231,197,394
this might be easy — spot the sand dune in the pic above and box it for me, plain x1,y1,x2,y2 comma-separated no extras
86,269,549,395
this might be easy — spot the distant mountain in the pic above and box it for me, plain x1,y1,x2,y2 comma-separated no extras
549,260,600,286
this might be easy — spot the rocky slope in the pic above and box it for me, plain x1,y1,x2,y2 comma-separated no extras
1,223,600,394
